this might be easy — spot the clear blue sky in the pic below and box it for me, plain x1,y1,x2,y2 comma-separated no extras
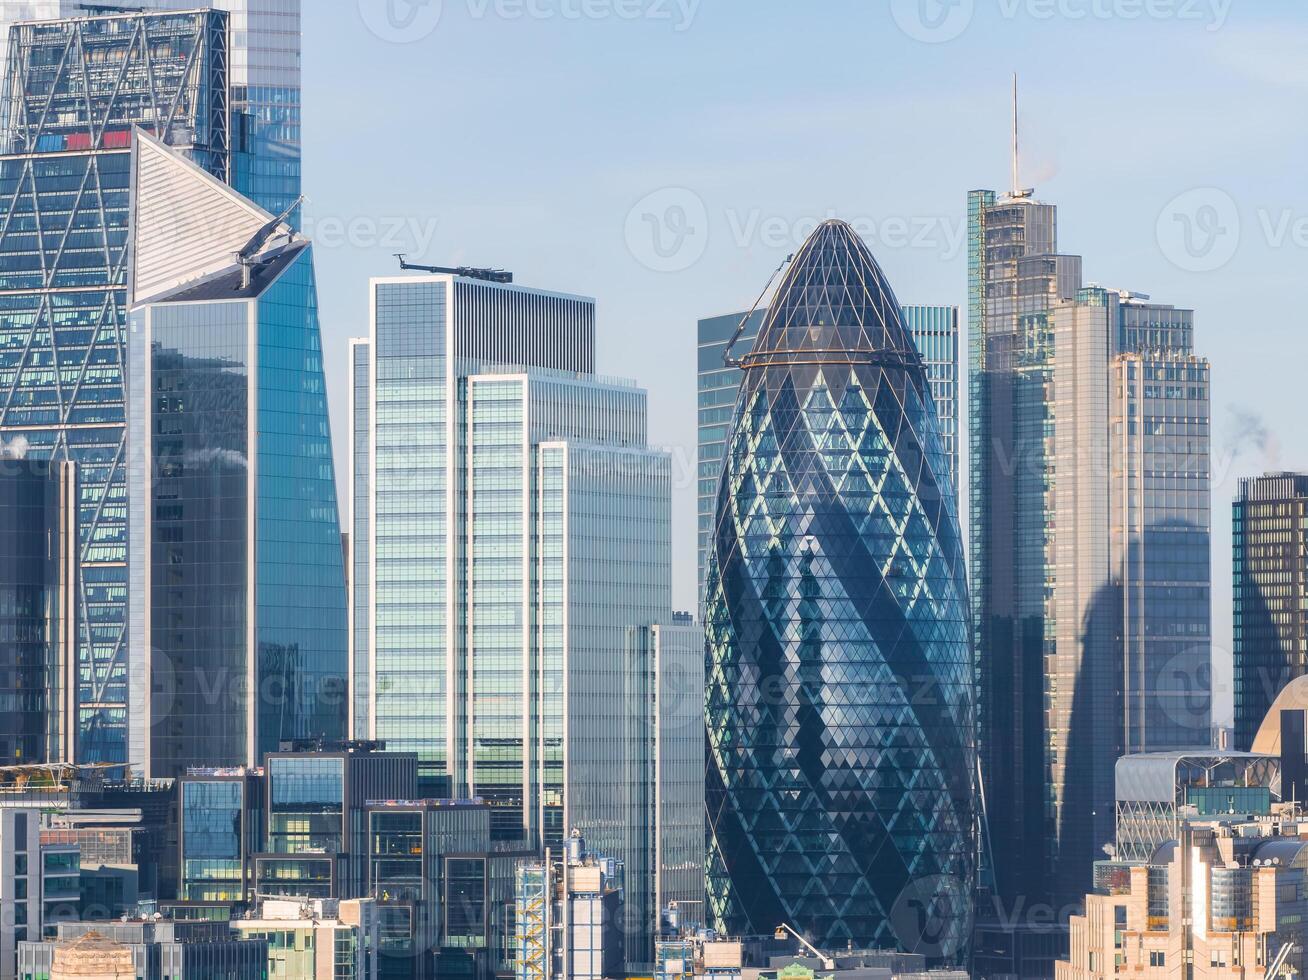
306,0,1308,725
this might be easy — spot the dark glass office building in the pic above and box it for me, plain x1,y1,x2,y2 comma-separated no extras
704,221,975,958
1233,473,1308,748
0,459,67,765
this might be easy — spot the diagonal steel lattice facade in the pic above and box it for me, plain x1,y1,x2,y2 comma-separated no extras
704,220,976,959
0,10,229,762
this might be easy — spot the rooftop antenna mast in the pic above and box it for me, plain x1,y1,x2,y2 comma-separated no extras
1010,74,1034,199
1011,73,1020,197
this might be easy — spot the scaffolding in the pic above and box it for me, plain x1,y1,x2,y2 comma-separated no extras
516,863,548,980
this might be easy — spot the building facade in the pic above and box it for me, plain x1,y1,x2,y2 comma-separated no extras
698,304,960,590
366,798,526,978
351,271,702,967
1233,474,1308,749
0,807,79,980
19,920,268,980
0,1,302,768
1112,301,1212,755
178,768,264,904
233,898,380,980
1057,820,1308,980
0,459,68,765
969,186,1212,917
515,833,626,980
704,220,975,957
126,132,347,777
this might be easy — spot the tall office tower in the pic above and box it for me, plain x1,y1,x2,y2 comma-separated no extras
970,187,1212,918
1112,294,1212,754
704,221,976,958
0,1,300,218
351,271,703,966
698,303,960,589
0,2,142,80
971,184,1092,913
150,0,302,218
126,132,346,777
0,8,234,764
0,458,70,765
1233,474,1308,749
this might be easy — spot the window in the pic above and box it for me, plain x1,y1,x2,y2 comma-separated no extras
1150,951,1166,967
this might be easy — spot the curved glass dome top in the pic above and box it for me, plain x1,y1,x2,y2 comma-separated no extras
741,219,921,372
705,219,976,959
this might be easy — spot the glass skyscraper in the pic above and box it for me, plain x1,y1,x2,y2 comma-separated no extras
0,1,301,766
0,8,230,764
698,304,960,591
969,187,1211,920
704,220,976,958
126,131,345,778
1112,295,1211,755
1232,473,1308,749
0,456,68,764
352,272,703,966
0,0,304,218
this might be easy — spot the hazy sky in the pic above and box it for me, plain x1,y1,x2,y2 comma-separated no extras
305,0,1308,725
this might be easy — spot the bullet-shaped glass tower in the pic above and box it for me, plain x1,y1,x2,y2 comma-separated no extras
704,220,975,958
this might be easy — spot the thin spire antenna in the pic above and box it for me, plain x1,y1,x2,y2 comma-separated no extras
1008,74,1034,199
1011,73,1020,197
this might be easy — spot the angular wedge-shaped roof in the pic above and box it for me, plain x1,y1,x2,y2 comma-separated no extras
130,128,292,306
743,219,920,371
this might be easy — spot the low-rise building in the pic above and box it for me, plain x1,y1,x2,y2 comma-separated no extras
18,920,267,980
1058,813,1308,980
516,832,625,980
1,807,81,980
233,898,379,980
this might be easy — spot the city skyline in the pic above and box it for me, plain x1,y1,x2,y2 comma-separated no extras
303,4,1308,727
0,2,1305,976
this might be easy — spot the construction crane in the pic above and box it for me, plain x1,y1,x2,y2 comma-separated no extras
234,195,304,288
722,252,793,368
774,923,835,971
394,254,513,284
